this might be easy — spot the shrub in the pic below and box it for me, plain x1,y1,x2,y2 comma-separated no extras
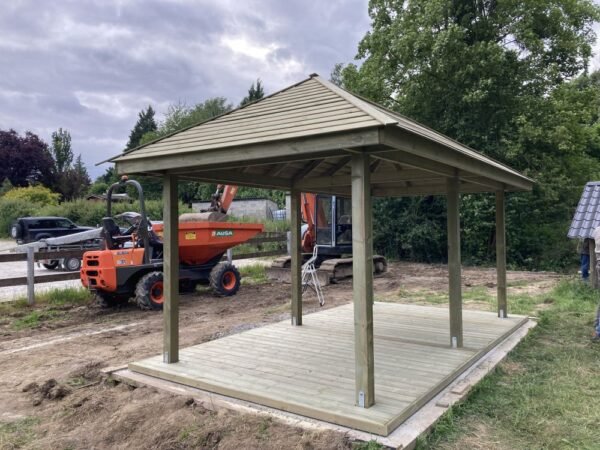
0,197,192,238
0,199,37,236
36,199,191,228
3,185,60,206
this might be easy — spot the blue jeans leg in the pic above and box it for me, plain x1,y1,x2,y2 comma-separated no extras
581,254,590,280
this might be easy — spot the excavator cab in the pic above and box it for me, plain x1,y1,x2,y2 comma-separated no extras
314,195,353,257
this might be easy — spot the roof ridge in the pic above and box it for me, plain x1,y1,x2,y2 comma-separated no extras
310,75,398,126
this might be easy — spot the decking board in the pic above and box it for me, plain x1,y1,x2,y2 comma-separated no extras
129,302,526,435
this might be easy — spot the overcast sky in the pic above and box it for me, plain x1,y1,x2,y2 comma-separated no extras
1,0,599,179
0,0,370,178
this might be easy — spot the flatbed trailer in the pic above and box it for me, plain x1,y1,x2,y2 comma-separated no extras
12,228,103,271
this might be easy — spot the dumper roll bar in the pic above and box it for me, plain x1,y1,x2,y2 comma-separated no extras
106,177,151,264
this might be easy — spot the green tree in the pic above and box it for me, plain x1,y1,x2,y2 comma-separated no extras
140,98,232,146
0,129,56,187
338,0,600,269
136,98,233,201
51,128,73,173
240,79,265,106
125,106,157,151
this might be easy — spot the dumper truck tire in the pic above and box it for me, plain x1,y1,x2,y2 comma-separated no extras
209,262,240,297
135,271,164,310
96,291,125,309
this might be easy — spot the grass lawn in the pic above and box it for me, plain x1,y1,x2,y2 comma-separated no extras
415,280,600,449
0,287,92,330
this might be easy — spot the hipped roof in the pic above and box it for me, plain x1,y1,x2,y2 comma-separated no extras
110,74,534,197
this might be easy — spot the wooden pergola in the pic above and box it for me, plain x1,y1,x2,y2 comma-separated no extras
111,74,533,409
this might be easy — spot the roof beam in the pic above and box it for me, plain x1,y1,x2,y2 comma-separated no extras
370,159,382,173
372,181,492,197
294,169,442,190
115,128,380,175
173,169,292,190
379,128,533,191
371,149,508,192
324,156,352,176
292,159,323,182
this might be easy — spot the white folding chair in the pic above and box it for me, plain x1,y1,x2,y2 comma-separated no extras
301,245,325,306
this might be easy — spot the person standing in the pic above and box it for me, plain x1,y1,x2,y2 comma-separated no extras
579,237,592,280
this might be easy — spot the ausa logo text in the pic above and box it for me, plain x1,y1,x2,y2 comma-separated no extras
212,230,234,237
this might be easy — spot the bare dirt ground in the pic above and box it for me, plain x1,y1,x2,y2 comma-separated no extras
0,262,561,450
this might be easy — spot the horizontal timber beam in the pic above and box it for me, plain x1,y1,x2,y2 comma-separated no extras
174,170,292,190
371,181,492,197
294,169,441,189
295,169,505,192
115,128,380,175
379,128,533,191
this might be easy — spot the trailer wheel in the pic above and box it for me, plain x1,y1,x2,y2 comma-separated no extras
135,271,164,310
63,257,81,272
42,260,60,270
209,262,241,297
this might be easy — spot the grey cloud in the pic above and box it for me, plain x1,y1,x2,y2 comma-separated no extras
0,0,370,177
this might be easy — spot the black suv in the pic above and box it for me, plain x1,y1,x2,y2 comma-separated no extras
11,216,93,245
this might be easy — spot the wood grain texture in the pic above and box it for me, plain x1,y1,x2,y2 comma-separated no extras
290,189,302,326
129,303,528,436
496,190,508,318
351,152,375,408
447,176,463,348
163,174,179,363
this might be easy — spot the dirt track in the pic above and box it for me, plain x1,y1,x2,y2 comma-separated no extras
0,262,560,449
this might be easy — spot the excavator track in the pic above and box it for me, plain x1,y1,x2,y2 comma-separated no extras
266,255,388,285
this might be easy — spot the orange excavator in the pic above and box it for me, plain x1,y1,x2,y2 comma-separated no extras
199,186,386,282
267,193,387,283
80,179,262,309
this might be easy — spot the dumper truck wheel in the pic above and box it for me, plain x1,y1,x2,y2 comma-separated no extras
209,262,240,297
135,271,164,310
96,291,126,308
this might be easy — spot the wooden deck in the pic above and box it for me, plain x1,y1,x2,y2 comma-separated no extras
129,303,527,436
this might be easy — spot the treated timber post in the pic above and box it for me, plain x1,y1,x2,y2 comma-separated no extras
290,189,302,326
351,152,375,408
496,190,508,318
590,240,598,289
163,174,179,363
446,176,463,348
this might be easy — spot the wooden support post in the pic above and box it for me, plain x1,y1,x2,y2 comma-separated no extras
290,189,302,326
351,152,375,408
590,240,598,289
26,246,35,305
447,176,463,348
163,174,179,363
496,191,507,318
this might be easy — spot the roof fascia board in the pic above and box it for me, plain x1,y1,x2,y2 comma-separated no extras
115,128,380,175
380,128,533,191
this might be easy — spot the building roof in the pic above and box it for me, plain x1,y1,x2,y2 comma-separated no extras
568,182,600,239
111,74,534,196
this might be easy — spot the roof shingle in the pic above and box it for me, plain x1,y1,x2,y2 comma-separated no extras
568,182,600,239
